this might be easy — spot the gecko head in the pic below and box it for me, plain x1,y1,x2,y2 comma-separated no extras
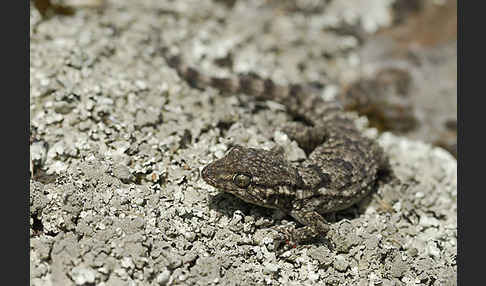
201,145,300,202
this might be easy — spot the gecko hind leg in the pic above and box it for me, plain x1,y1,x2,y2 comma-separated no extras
280,122,327,155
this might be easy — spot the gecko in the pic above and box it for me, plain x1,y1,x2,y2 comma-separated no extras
162,49,390,246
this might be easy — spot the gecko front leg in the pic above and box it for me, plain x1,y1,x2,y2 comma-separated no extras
271,210,331,247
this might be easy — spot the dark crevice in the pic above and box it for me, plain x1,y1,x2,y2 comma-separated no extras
215,120,233,133
184,255,199,271
33,0,75,18
31,215,44,236
179,129,193,149
32,168,58,184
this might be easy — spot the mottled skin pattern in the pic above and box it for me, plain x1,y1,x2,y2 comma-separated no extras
163,51,389,245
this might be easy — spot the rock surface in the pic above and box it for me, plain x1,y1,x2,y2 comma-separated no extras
30,0,457,285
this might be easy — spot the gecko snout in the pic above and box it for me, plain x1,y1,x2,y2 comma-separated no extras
201,164,215,186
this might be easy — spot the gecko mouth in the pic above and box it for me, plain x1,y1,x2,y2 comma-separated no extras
201,165,216,186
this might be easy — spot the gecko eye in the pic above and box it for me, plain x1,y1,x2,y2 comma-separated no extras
233,174,251,188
